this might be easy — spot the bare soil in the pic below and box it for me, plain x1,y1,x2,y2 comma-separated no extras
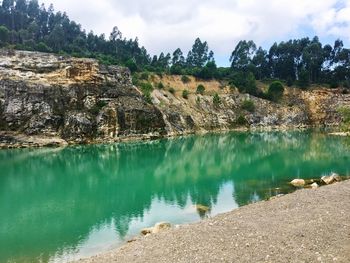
76,180,350,263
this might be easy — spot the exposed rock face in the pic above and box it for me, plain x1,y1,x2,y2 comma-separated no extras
0,50,349,147
0,50,166,145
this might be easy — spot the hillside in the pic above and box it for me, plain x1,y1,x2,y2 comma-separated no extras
0,50,350,148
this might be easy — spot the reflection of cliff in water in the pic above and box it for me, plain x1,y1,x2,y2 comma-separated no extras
0,131,349,262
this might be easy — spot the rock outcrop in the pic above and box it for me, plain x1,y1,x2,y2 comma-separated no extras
0,50,166,146
0,50,349,147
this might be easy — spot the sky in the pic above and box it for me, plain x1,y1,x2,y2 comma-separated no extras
40,0,350,66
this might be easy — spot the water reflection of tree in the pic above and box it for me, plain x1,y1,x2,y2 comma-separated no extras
0,131,349,262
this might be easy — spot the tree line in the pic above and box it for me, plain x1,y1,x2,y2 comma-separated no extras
0,0,349,93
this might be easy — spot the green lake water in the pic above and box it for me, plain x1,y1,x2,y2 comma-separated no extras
0,131,349,262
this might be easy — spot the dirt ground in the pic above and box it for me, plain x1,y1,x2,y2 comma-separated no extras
76,180,350,263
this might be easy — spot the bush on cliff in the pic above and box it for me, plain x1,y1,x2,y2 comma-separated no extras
196,84,205,95
241,99,255,112
267,81,285,102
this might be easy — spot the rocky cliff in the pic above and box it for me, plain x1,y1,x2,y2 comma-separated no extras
0,50,349,148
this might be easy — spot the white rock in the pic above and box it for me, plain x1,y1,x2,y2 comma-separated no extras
140,222,171,235
321,173,341,185
311,182,319,189
290,179,306,187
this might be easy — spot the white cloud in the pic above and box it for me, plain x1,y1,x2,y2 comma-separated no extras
40,0,350,60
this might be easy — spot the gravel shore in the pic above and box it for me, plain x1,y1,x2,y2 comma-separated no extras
77,180,350,263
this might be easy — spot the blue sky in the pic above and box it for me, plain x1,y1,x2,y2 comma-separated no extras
41,0,350,66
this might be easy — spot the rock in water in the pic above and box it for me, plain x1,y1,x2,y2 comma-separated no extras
321,173,341,185
290,179,306,187
196,204,210,213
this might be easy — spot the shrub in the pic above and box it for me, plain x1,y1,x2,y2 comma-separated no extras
140,82,154,94
157,82,165,89
338,107,350,131
267,81,285,102
230,71,257,95
125,59,138,73
241,99,255,112
36,42,52,53
132,75,140,86
343,80,350,89
143,93,153,104
90,100,108,115
169,87,175,94
236,115,248,126
330,81,339,89
182,89,189,99
140,72,149,80
196,84,206,95
213,93,221,106
140,82,154,104
181,75,191,83
286,78,294,87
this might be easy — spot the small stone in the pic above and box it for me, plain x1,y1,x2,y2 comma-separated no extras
311,182,319,189
140,227,153,236
290,179,306,187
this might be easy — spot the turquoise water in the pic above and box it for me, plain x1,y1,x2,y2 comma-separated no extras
0,131,349,262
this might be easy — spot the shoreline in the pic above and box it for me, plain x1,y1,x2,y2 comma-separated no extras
75,180,350,263
0,125,342,150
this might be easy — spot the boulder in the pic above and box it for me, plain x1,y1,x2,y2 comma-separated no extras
321,173,342,185
153,222,171,234
140,222,171,235
290,179,306,187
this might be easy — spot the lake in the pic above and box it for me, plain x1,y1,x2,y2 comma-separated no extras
0,131,349,262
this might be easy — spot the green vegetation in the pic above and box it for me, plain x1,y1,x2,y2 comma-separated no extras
236,115,248,126
182,89,189,99
196,84,206,95
1,1,349,98
90,100,108,115
140,72,149,81
168,87,175,94
181,75,191,83
213,93,221,106
338,107,350,131
241,100,255,112
140,82,153,104
157,82,165,89
267,81,285,102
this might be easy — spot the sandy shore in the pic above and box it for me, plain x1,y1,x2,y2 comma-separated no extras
75,180,350,263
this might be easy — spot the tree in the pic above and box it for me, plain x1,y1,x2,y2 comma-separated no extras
252,47,270,79
187,38,210,67
47,24,65,51
172,48,185,66
230,40,256,71
0,25,9,45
